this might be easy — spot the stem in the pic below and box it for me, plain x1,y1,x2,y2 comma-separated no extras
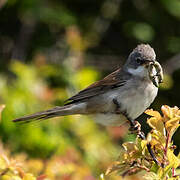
164,131,170,156
0,168,9,176
172,168,175,177
162,131,170,168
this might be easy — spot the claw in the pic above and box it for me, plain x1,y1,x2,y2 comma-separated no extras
129,120,160,166
112,97,161,166
129,121,145,140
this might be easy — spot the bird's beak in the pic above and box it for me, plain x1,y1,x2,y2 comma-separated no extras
143,60,155,67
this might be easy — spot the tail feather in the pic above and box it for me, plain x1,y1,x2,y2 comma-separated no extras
13,105,74,123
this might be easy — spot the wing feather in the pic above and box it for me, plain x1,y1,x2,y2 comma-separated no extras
65,69,128,104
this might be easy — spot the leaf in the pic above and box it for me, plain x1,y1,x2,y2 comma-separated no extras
0,155,9,172
122,142,139,160
1,175,21,180
147,133,163,149
158,165,172,179
105,105,180,178
167,150,180,169
141,140,147,150
161,105,179,122
147,117,165,135
150,163,159,174
161,105,174,119
122,142,137,152
105,161,125,175
143,172,160,180
145,109,162,120
166,117,180,130
166,119,180,139
22,173,36,180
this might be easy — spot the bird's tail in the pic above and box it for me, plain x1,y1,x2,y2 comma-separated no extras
13,104,82,123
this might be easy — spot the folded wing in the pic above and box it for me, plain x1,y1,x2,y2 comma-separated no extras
66,69,128,104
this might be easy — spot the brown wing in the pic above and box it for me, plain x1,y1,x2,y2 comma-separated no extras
65,68,127,104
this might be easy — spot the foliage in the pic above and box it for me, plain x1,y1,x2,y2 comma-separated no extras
0,142,95,180
105,105,180,180
0,61,122,179
1,89,179,180
1,101,179,179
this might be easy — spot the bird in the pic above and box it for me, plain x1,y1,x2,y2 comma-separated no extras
13,44,162,129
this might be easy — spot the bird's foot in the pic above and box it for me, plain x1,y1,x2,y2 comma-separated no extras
129,121,161,166
129,121,145,140
112,98,160,166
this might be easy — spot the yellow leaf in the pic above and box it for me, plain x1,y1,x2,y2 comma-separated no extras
178,152,180,159
158,164,172,179
143,172,160,180
1,175,21,180
26,159,44,175
166,120,180,139
0,175,21,180
105,161,125,175
22,173,36,180
161,105,179,122
122,142,137,153
0,155,9,172
147,132,164,150
167,150,180,169
141,140,147,150
161,105,174,119
150,138,159,147
147,117,164,135
166,117,179,129
145,109,162,120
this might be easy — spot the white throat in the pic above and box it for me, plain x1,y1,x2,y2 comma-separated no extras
127,66,149,78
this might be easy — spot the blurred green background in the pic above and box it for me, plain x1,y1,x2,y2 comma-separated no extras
0,0,180,179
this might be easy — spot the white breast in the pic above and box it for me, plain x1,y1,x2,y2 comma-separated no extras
87,66,158,126
91,77,158,126
117,78,158,119
91,113,127,126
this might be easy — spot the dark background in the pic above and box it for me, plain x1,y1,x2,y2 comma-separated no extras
0,0,179,179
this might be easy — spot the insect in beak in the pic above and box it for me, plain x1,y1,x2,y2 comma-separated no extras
148,61,163,87
142,60,155,67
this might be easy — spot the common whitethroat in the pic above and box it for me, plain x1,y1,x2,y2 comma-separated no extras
13,44,164,165
13,44,163,128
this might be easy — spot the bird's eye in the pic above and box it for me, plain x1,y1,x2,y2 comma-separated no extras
136,57,142,64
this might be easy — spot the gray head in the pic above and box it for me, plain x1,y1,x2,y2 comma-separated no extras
123,44,157,79
123,44,156,78
124,44,156,70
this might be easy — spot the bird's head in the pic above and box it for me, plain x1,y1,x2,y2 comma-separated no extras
124,44,157,79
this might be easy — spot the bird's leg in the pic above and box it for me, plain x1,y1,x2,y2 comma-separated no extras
129,121,146,140
112,98,160,166
113,98,145,138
